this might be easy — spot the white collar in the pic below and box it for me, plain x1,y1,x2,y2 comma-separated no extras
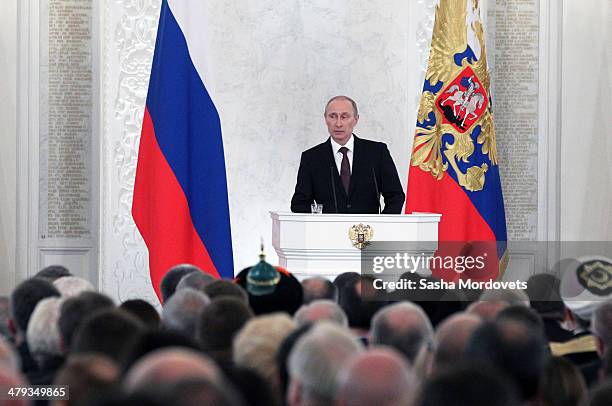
330,134,355,154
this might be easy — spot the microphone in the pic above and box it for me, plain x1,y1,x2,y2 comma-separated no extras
372,167,381,214
330,166,339,213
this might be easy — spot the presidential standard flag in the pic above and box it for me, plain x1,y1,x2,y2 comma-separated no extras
132,0,234,301
406,0,508,281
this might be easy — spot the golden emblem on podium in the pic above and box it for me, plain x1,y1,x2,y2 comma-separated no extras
349,224,373,250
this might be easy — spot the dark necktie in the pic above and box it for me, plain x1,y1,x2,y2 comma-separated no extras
339,146,350,194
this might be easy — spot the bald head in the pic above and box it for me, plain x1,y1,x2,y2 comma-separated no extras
433,313,482,371
125,348,221,391
336,349,413,406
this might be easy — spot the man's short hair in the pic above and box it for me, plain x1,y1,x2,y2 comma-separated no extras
370,302,433,363
592,300,612,351
71,309,144,363
197,297,253,359
416,363,519,406
324,95,359,117
161,288,210,338
466,320,547,401
166,377,245,406
338,276,384,330
58,291,115,350
10,278,60,334
53,276,95,298
35,265,72,282
301,277,337,303
53,354,119,405
233,313,296,396
288,322,363,403
120,299,160,330
160,264,201,302
26,297,63,364
203,280,249,304
294,300,348,327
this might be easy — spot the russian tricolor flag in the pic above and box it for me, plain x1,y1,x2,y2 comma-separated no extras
132,0,234,301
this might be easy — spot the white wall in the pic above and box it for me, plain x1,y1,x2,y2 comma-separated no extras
561,0,612,241
0,0,17,295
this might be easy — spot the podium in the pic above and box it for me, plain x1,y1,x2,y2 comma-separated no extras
270,212,441,280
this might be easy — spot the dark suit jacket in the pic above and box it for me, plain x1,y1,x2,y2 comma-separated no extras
291,135,405,214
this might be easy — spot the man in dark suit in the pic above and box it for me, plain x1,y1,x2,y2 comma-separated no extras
291,96,405,214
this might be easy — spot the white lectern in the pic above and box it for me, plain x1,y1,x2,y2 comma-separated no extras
270,212,441,280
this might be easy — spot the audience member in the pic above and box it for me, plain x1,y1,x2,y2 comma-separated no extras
479,288,529,306
53,276,95,298
466,320,548,402
335,348,413,406
587,380,612,406
0,297,10,339
26,297,64,384
35,265,72,282
332,272,359,292
161,288,210,338
58,291,115,351
301,277,337,304
125,348,222,391
432,312,481,373
287,322,363,406
71,309,144,363
539,356,587,406
294,300,348,327
370,301,433,363
276,324,313,402
466,300,508,320
120,330,201,375
53,354,119,406
197,297,253,364
592,300,612,357
415,363,519,406
338,276,385,338
204,280,249,304
165,376,245,406
176,271,216,294
9,278,61,375
160,264,200,303
496,305,546,337
233,313,296,403
235,263,304,316
119,299,160,330
221,364,279,406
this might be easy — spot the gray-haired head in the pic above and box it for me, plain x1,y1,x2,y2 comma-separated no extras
294,300,348,328
288,322,363,404
53,276,95,298
26,297,63,366
370,301,433,363
162,288,210,338
176,272,216,294
161,264,202,302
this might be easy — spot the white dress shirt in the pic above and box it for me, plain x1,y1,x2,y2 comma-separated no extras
330,135,354,175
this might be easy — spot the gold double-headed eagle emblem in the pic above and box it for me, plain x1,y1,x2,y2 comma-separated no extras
348,223,373,250
412,0,498,192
